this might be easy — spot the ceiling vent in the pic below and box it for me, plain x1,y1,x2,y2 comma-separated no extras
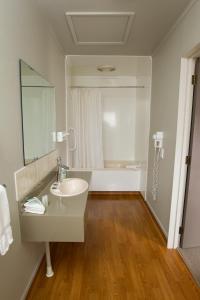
65,12,135,45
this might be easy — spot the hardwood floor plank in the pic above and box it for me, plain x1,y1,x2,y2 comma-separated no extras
26,194,200,300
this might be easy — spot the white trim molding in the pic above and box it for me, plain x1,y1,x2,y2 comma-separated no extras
65,12,135,45
167,57,195,248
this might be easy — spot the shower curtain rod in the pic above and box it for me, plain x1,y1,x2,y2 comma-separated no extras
71,86,145,89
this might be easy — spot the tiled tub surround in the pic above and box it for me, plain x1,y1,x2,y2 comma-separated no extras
15,151,58,201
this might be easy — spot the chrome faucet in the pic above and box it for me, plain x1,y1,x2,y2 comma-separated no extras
57,157,69,182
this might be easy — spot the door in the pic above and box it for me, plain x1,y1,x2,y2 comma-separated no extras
181,58,200,248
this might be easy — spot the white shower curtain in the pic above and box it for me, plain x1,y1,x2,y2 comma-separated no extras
69,88,104,169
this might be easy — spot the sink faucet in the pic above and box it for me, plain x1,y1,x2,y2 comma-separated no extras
57,157,69,182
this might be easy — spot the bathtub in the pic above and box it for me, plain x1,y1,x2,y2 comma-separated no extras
90,168,141,191
72,161,146,192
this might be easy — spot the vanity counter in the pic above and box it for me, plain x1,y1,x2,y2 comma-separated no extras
20,171,92,242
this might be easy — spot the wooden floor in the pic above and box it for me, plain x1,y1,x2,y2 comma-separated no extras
27,193,200,300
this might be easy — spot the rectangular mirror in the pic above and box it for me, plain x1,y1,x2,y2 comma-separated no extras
20,60,56,165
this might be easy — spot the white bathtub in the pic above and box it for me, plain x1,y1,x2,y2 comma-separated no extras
71,160,146,192
90,168,141,191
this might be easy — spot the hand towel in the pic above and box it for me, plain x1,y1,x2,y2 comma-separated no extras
24,207,45,215
0,185,13,255
24,197,45,215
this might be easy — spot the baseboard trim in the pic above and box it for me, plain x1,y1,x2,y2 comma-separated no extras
20,249,45,300
140,194,168,241
89,191,141,199
89,191,140,194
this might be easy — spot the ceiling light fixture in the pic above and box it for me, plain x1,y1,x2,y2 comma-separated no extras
97,65,116,72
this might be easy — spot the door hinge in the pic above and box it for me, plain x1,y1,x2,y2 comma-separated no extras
179,226,184,235
192,74,198,85
185,155,191,165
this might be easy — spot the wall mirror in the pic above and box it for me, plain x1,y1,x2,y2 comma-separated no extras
19,60,56,165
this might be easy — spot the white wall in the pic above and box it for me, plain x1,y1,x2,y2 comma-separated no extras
0,1,65,299
146,0,200,235
102,87,143,162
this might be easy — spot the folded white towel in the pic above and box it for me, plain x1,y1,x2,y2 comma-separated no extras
24,208,45,215
24,197,45,215
0,185,13,255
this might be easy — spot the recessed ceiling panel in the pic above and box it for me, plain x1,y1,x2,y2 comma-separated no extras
65,12,135,45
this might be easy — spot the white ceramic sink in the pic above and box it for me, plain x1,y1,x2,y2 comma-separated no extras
50,178,88,197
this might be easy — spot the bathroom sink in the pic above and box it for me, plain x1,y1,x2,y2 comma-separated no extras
50,178,88,197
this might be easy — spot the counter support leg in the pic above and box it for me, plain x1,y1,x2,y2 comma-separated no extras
45,242,54,277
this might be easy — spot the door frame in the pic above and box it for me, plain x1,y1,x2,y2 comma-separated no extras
179,58,200,248
167,44,200,248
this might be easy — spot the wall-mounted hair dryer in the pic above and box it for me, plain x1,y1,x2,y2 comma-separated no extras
153,131,163,149
56,129,77,152
56,131,70,142
152,131,164,158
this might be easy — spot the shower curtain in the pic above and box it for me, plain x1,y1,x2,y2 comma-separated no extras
69,88,104,169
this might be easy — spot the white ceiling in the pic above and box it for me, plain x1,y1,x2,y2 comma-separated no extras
36,0,192,55
69,56,152,77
